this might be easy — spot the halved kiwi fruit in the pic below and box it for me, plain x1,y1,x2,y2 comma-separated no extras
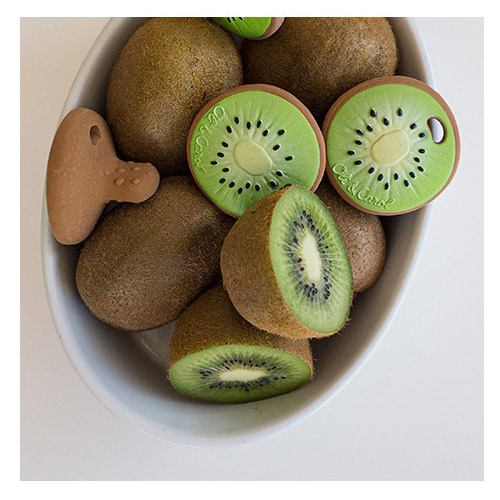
212,17,284,40
168,284,313,404
221,185,353,339
323,76,460,215
187,84,325,217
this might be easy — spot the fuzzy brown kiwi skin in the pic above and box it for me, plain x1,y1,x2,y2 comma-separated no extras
242,18,398,122
167,283,313,380
322,75,461,216
220,185,352,339
187,83,326,218
315,182,386,293
106,17,243,177
76,176,234,332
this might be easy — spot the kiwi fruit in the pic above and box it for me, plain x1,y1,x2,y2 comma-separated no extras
221,185,353,339
187,84,325,217
315,182,385,292
168,284,313,404
212,17,284,40
106,17,243,177
241,17,398,121
75,176,234,332
322,76,460,215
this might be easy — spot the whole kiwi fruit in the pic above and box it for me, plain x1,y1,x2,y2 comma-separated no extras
106,17,243,177
315,182,386,293
75,176,234,332
241,17,398,121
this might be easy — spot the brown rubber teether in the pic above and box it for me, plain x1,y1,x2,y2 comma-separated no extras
46,107,160,245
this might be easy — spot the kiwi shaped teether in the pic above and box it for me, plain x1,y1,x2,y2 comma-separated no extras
187,84,325,217
212,17,284,40
46,107,160,245
322,76,460,215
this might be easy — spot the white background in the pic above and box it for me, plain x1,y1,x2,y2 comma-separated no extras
20,17,483,480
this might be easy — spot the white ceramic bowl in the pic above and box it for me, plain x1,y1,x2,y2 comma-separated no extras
42,17,433,446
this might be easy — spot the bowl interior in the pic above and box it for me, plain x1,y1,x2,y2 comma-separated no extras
42,17,432,446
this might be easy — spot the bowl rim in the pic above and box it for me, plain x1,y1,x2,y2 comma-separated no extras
41,17,434,447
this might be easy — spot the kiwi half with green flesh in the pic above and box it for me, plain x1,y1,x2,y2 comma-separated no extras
221,185,353,339
187,84,325,218
212,17,284,40
168,284,313,404
315,182,386,293
323,76,460,215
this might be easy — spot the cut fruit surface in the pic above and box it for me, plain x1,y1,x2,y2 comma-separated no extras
323,76,460,215
168,284,312,404
187,84,325,217
170,344,312,404
221,185,353,338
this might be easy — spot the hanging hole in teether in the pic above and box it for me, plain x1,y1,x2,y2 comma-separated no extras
427,117,445,144
89,125,101,145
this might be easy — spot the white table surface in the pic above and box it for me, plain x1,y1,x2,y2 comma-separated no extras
20,17,483,480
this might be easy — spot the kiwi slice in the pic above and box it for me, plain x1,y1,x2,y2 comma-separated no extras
212,17,284,40
168,284,313,404
187,84,325,217
221,185,353,338
323,76,460,215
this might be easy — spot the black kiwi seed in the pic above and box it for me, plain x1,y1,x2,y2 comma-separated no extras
255,184,260,191
276,171,283,176
222,167,229,172
356,129,364,136
217,152,224,158
348,150,355,155
419,148,426,154
370,109,377,117
410,123,417,129
377,173,384,181
211,161,217,165
245,182,251,189
270,180,278,188
278,129,285,135
367,125,373,132
385,183,389,190
222,141,229,148
404,180,410,187
246,122,251,129
219,178,226,184
414,157,421,163
354,160,362,165
257,120,262,128
263,130,269,137
273,144,280,150
394,173,399,180
383,117,390,126
234,116,240,124
418,166,425,172
409,172,416,179
285,156,293,161
419,132,426,138
229,181,235,188
368,167,375,174
226,126,232,133
238,187,243,194
398,108,403,116
355,140,363,145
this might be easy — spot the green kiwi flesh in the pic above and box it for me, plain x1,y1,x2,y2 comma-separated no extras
220,185,353,338
269,187,353,333
323,76,460,215
168,284,313,404
188,84,325,217
212,17,274,39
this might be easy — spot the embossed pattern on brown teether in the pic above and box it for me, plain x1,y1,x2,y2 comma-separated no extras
46,107,160,245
